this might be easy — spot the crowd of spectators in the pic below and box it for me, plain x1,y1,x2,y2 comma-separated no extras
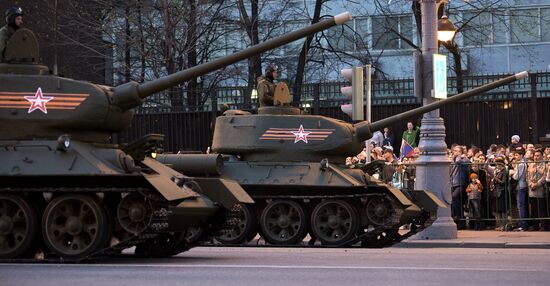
346,126,550,232
447,136,550,231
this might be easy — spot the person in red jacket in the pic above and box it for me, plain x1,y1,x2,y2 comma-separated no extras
466,173,484,230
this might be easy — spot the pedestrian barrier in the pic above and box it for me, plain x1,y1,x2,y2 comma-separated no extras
380,159,550,232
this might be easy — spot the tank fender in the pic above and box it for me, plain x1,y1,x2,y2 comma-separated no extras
140,157,198,201
168,196,219,231
381,184,414,207
402,189,446,212
327,164,364,186
192,177,254,210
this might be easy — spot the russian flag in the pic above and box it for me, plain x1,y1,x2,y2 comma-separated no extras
400,139,415,158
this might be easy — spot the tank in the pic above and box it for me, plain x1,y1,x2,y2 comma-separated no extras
159,71,528,247
0,12,352,261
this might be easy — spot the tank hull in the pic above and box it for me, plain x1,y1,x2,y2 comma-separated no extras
0,139,252,261
162,154,442,247
221,159,441,246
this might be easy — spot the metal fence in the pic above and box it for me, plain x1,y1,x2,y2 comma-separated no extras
114,72,550,153
377,160,550,231
451,160,549,231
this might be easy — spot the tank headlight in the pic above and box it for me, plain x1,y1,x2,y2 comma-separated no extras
320,158,329,170
151,152,157,159
57,134,71,151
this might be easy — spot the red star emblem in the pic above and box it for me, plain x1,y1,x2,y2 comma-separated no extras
291,124,311,143
24,87,54,114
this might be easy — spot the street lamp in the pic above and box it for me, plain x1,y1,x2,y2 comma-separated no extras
437,15,457,42
412,0,457,240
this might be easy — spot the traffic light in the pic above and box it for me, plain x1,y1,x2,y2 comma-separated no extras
340,66,364,121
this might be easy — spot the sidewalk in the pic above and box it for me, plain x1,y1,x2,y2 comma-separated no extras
397,230,550,249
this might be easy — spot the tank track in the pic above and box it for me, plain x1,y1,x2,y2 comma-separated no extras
0,188,201,263
201,192,435,249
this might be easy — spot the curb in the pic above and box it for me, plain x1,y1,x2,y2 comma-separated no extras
395,241,550,249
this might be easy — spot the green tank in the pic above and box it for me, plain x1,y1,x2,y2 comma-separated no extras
159,71,528,247
0,12,352,261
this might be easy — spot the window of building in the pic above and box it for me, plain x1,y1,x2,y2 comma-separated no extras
326,23,355,51
510,8,539,43
462,11,491,46
283,20,308,53
354,17,369,51
399,15,413,49
462,11,508,46
260,21,285,56
492,13,507,44
541,8,550,42
372,15,412,50
225,24,248,54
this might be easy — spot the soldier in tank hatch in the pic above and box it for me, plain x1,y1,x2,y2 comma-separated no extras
0,6,23,61
257,64,279,107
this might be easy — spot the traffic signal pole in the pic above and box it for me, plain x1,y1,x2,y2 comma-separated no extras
351,66,364,121
364,65,372,163
341,65,370,162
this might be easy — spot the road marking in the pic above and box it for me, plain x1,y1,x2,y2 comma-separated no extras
1,263,546,272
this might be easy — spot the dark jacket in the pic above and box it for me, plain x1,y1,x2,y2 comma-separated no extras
450,155,470,187
257,75,276,107
383,132,394,148
491,167,506,197
0,25,15,61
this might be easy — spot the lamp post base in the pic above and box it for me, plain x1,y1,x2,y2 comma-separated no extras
411,115,457,240
413,216,458,240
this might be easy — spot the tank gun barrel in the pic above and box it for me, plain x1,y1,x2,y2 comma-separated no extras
354,71,528,142
112,12,352,110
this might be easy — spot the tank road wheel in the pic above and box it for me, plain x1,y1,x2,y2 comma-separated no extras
310,200,359,246
185,226,204,244
365,196,395,227
42,194,110,260
0,194,40,259
216,204,257,244
117,193,153,235
134,232,189,258
260,200,308,245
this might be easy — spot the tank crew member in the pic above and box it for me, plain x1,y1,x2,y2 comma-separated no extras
256,64,279,107
0,6,24,61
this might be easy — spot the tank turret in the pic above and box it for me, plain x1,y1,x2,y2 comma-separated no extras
0,12,352,142
212,71,528,162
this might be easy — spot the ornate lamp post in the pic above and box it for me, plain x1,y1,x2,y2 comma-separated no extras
414,0,457,239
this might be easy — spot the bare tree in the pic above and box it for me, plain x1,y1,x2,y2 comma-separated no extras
292,0,325,103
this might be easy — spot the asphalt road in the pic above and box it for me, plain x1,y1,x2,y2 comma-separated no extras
1,247,549,286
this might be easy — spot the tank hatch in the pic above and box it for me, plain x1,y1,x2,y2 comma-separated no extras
0,28,49,75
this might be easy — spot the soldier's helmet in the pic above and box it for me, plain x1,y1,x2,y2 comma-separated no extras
264,64,279,80
5,6,23,25
265,63,279,75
